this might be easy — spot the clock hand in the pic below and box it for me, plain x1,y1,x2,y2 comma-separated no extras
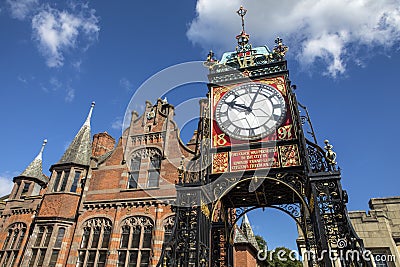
225,101,248,110
233,102,248,109
247,87,261,112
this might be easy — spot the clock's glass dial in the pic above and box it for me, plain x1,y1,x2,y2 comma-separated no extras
215,83,286,140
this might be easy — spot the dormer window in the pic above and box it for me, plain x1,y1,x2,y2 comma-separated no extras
20,182,31,199
70,171,81,193
52,169,84,193
59,170,70,191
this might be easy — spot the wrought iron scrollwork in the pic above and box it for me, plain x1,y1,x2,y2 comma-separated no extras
311,176,373,267
306,139,338,172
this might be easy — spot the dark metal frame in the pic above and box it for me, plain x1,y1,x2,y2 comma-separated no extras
157,59,372,267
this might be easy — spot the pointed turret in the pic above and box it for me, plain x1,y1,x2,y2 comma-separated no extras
57,102,95,166
16,139,48,184
239,213,260,251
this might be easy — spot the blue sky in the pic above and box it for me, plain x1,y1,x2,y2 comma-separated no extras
1,0,400,252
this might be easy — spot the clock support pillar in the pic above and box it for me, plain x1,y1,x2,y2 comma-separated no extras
157,186,211,267
308,172,373,267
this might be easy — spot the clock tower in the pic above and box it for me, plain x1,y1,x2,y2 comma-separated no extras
158,6,372,267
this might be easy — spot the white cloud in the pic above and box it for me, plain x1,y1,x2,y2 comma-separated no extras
18,75,28,84
111,117,123,130
49,76,62,90
65,86,75,102
72,60,82,71
0,174,15,197
6,0,38,20
187,0,400,77
31,4,99,68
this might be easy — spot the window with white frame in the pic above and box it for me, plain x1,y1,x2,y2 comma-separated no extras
127,148,162,189
52,169,83,193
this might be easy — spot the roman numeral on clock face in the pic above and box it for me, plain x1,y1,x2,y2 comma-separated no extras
249,128,256,136
214,82,287,141
220,119,231,129
233,128,241,136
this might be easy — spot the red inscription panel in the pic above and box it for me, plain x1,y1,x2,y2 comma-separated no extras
230,148,279,172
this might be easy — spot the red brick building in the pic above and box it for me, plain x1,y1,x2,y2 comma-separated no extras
0,99,260,267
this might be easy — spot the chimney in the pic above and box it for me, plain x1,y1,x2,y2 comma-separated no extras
92,132,116,157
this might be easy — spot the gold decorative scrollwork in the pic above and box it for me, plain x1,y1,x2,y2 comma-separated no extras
259,77,287,96
212,86,230,106
201,200,210,218
279,145,301,167
212,152,229,174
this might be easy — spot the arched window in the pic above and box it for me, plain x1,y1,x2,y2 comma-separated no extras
0,222,26,267
117,216,154,267
48,227,65,267
128,156,141,189
127,148,162,189
77,218,112,267
29,225,54,267
160,216,175,266
163,216,175,244
148,154,161,188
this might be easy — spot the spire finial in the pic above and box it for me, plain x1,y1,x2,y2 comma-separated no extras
235,6,250,49
35,139,48,160
237,6,247,33
84,101,95,126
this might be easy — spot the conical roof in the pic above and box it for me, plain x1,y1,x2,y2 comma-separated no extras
239,213,260,250
57,102,94,166
18,139,48,184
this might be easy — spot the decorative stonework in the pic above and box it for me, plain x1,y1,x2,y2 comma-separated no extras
83,217,112,228
163,216,175,229
131,132,165,146
131,147,162,159
122,216,154,227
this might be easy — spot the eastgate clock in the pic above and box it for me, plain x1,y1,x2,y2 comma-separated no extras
215,82,286,141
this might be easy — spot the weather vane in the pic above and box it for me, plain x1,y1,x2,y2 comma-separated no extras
236,6,247,33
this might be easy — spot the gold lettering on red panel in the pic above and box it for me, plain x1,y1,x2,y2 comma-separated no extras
213,133,228,147
278,124,293,140
230,148,279,172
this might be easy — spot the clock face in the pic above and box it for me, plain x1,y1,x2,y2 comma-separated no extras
215,83,286,141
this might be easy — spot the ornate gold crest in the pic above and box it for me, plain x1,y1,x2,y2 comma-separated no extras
212,152,229,173
279,144,301,167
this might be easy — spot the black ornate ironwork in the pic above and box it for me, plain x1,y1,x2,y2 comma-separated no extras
157,188,211,267
158,6,371,267
310,173,373,266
